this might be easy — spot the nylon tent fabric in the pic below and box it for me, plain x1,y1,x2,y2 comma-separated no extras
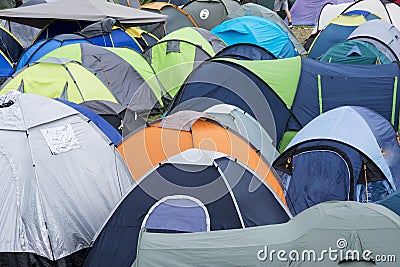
320,39,391,64
84,148,290,267
0,0,167,28
143,39,212,97
308,11,381,59
55,98,122,145
118,111,286,202
214,43,276,60
0,0,17,9
348,19,400,62
0,92,133,266
289,0,354,26
0,25,24,64
139,3,197,39
182,0,240,30
211,16,298,58
15,34,91,71
378,189,400,216
225,3,307,56
161,27,226,56
274,106,399,214
0,50,14,79
42,43,166,112
248,0,296,19
0,58,118,103
153,0,190,6
0,19,40,48
133,201,400,266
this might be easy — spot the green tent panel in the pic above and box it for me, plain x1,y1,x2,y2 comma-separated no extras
0,58,117,103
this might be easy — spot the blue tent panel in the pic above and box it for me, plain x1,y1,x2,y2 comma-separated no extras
378,190,400,216
88,29,142,52
215,43,276,60
0,55,14,78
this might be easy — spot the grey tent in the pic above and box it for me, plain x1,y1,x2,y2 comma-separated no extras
183,0,240,30
135,201,400,266
348,19,400,62
0,0,17,10
0,0,167,29
225,3,307,56
0,92,133,266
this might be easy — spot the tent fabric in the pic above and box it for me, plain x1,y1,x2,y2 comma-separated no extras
0,25,24,63
212,17,298,59
0,0,167,29
161,27,226,56
0,50,13,78
139,3,197,39
15,34,91,71
43,44,165,112
215,43,276,60
274,106,399,214
55,98,122,145
183,0,240,30
308,11,381,59
144,39,212,97
225,3,307,56
320,39,392,65
84,149,290,267
378,189,400,216
0,20,40,48
348,19,400,61
0,92,133,266
289,0,354,26
1,58,118,104
118,111,286,202
134,201,400,266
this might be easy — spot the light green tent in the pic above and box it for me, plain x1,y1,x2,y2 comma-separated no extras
161,27,226,56
144,39,212,96
135,201,400,266
0,57,118,103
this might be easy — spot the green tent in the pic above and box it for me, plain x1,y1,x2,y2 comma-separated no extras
135,201,400,266
144,39,212,97
42,43,166,111
320,40,392,65
0,57,117,103
161,27,226,56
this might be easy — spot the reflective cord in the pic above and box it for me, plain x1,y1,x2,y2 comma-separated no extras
363,163,368,203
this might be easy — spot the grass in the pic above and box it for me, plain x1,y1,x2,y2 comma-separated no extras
292,26,314,46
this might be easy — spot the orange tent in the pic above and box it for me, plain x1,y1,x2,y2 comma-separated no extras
118,111,286,203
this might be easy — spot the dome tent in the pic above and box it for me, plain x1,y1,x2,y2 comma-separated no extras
274,106,400,215
0,25,24,64
84,149,290,267
0,92,133,266
214,43,276,60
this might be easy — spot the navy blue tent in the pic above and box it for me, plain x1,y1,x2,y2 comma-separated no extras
56,99,122,145
83,149,290,267
16,34,91,71
274,106,399,215
378,190,400,216
215,43,276,60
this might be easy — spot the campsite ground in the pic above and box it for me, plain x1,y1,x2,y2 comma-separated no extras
292,26,314,45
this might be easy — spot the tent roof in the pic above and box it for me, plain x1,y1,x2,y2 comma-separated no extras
0,0,167,28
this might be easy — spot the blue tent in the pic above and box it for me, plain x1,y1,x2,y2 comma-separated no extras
56,99,122,145
378,190,400,216
83,149,290,267
215,43,276,60
274,106,399,215
16,34,91,71
211,16,298,58
0,51,14,79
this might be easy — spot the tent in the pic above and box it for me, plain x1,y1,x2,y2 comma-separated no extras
108,0,140,7
118,110,286,201
289,0,354,26
139,3,197,39
204,104,279,163
153,0,190,6
1,58,118,103
42,44,166,112
0,50,14,79
225,3,307,56
378,189,400,216
56,99,122,145
308,10,381,59
182,0,240,30
161,27,226,56
168,56,400,150
274,106,399,214
0,0,167,29
0,25,24,63
348,19,400,62
248,0,296,19
0,92,133,266
320,40,392,64
134,201,400,266
212,17,298,59
0,19,40,48
143,39,212,97
215,43,276,60
0,0,17,9
79,18,158,53
84,148,290,267
15,34,91,71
